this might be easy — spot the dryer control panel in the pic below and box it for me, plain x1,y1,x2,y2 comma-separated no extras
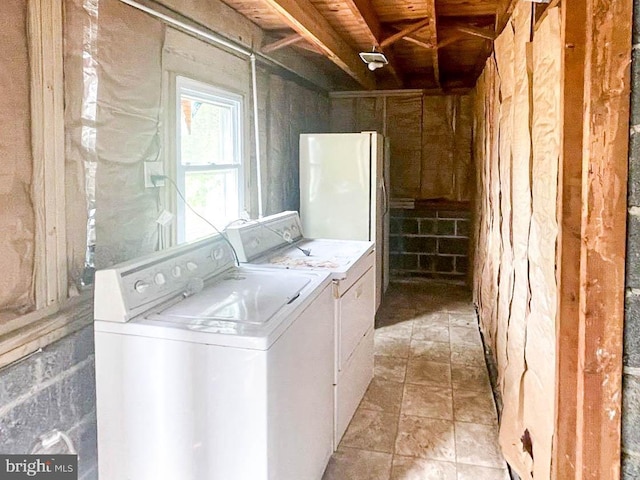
226,211,304,262
94,235,235,322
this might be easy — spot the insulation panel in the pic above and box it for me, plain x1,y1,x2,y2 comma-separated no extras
472,4,561,479
0,0,35,318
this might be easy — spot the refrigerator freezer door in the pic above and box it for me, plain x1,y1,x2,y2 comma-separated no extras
300,133,371,241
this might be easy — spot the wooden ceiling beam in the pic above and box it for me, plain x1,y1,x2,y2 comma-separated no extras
380,17,430,48
342,0,403,87
260,0,376,89
402,34,435,50
294,40,324,54
495,0,519,35
261,33,303,53
436,33,465,49
453,24,496,40
344,0,381,42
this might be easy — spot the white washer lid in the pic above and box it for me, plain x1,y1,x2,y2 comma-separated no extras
151,270,310,325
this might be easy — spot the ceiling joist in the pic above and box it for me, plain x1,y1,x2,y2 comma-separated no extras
342,0,403,87
261,33,304,53
380,17,430,48
453,24,496,40
261,0,376,89
343,0,382,42
436,33,465,50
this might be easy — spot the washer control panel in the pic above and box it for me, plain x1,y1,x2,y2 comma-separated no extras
226,211,304,262
94,235,235,322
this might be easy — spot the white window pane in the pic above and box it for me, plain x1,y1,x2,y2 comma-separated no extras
180,96,237,166
184,169,239,241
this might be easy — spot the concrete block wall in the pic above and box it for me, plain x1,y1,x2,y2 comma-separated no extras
0,325,97,480
389,206,470,281
624,1,640,476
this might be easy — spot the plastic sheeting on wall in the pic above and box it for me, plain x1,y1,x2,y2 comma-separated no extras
63,0,330,270
329,93,472,202
254,67,329,216
0,0,36,318
472,4,561,479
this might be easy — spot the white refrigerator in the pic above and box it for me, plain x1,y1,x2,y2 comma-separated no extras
299,131,390,309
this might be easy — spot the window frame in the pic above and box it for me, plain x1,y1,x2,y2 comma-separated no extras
174,76,244,243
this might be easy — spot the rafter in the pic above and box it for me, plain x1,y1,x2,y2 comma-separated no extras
343,0,381,42
261,33,304,53
342,0,403,87
436,33,465,49
380,17,430,48
495,0,519,35
453,25,496,40
402,34,434,50
261,0,376,89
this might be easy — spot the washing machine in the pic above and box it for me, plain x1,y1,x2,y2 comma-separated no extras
226,211,375,447
93,233,334,480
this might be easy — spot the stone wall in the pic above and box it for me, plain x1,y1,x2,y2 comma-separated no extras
0,325,97,480
389,206,470,281
622,0,640,475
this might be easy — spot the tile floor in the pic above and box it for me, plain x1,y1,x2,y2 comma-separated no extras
322,280,510,480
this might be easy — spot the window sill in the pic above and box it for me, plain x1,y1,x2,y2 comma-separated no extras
0,292,94,370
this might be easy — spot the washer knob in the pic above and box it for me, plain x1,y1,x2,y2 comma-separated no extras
154,273,166,285
134,281,150,294
186,261,198,272
212,248,224,260
172,266,182,278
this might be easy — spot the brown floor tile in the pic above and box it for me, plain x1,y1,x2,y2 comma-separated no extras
406,358,451,387
412,323,450,343
453,390,498,425
375,355,408,382
413,313,450,327
341,408,399,453
449,314,479,329
376,320,414,339
449,326,482,346
402,384,453,420
375,334,411,358
451,364,491,393
322,447,392,480
390,456,457,480
326,282,506,479
450,342,485,367
360,378,404,414
395,415,456,462
454,422,506,469
410,340,451,363
456,463,510,480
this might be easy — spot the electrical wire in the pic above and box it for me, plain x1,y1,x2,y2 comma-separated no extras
252,218,311,257
154,175,240,266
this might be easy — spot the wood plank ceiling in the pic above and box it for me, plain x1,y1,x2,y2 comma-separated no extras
220,0,504,90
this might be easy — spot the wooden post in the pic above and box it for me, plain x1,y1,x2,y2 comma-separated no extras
554,0,631,478
28,0,67,308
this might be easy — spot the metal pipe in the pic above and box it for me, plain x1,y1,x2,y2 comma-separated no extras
118,0,265,217
118,0,252,57
250,54,264,218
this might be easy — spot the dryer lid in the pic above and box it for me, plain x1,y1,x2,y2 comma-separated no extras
151,270,311,325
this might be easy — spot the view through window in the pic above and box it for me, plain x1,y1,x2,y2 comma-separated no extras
176,77,243,242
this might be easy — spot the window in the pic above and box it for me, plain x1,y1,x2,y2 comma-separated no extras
176,77,243,242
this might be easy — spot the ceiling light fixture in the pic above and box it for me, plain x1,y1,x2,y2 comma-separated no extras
359,48,388,71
